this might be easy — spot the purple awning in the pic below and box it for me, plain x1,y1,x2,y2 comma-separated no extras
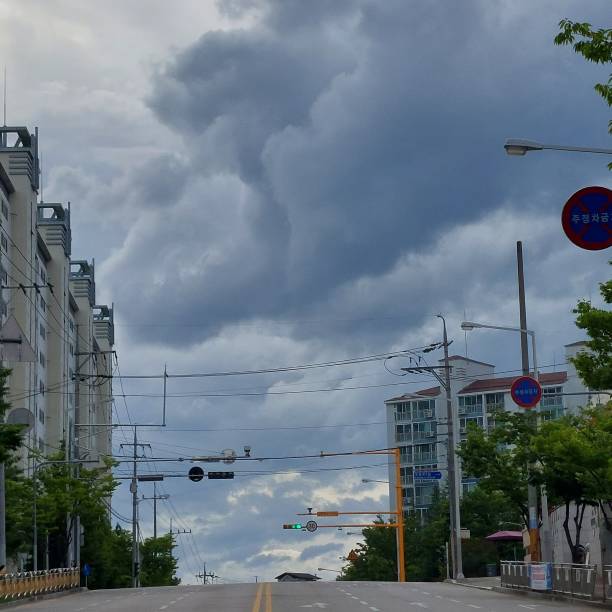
485,530,523,541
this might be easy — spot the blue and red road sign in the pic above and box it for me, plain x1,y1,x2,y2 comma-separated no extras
561,186,612,251
510,376,542,409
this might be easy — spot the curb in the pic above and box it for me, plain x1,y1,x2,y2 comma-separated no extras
493,586,612,609
0,587,87,608
444,579,494,591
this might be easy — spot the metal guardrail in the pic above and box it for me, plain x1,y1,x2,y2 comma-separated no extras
552,563,597,599
501,561,530,589
604,565,612,601
501,561,597,600
0,568,79,600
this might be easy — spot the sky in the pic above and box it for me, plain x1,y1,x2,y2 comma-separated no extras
1,0,611,584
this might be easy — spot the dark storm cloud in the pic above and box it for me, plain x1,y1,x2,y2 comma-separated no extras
103,0,610,349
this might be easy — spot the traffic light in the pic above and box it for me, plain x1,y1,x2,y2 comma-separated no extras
207,471,234,479
188,467,205,482
283,523,303,529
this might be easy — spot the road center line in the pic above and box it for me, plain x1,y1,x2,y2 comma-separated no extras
467,605,481,609
369,608,380,611
251,583,264,612
359,601,368,605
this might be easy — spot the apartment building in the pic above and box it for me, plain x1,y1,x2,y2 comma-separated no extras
385,342,591,519
0,125,114,469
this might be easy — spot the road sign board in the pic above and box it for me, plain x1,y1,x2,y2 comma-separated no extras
188,466,204,482
306,520,318,532
82,563,91,577
347,549,359,562
317,511,339,517
414,470,442,480
561,186,612,250
510,376,542,409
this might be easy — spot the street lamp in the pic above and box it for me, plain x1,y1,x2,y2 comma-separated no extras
504,138,612,156
460,322,538,377
317,567,341,573
461,320,550,562
361,478,389,484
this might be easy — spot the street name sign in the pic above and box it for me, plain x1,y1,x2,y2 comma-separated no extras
510,376,542,409
561,186,612,250
317,511,339,517
414,470,442,480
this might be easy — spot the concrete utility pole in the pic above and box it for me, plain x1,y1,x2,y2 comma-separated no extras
517,242,540,563
440,315,464,580
141,482,169,539
120,428,150,587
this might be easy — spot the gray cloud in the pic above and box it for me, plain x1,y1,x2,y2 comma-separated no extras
97,0,612,347
299,542,343,562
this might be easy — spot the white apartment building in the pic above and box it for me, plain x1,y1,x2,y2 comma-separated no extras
385,342,592,519
0,125,114,470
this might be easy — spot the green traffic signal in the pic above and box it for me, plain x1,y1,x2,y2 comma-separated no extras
282,523,303,529
294,523,302,529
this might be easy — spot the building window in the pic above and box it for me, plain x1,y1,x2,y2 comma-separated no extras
39,323,46,340
69,343,74,356
0,234,7,252
69,319,74,332
39,296,46,312
458,394,483,415
400,466,413,486
39,351,45,368
39,380,45,396
1,202,8,220
414,443,436,464
413,400,435,420
40,268,46,284
38,408,44,424
485,392,505,412
460,416,484,435
541,386,564,420
413,421,436,441
394,402,410,421
38,438,44,451
0,267,6,286
399,445,413,463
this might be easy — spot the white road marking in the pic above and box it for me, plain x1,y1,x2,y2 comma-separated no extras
351,595,359,599
467,605,482,609
408,604,427,609
422,591,431,595
435,595,444,599
359,601,368,605
449,599,462,603
159,607,168,610
369,608,380,612
518,606,537,610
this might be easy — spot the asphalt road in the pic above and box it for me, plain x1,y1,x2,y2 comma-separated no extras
12,580,598,611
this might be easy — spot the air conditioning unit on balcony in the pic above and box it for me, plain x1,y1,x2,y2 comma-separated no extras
424,409,433,418
458,407,467,415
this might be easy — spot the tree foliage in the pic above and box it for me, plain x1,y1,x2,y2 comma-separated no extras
0,368,27,463
555,20,612,168
571,271,612,389
140,534,180,587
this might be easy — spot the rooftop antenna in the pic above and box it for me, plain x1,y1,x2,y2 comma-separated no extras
39,151,43,203
463,308,469,358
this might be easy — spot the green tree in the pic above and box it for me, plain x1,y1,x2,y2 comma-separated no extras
337,518,397,581
35,453,117,568
81,524,133,589
555,20,612,168
0,367,27,462
140,534,180,587
571,271,612,389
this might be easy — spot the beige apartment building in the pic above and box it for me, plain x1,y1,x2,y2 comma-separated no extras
0,125,114,472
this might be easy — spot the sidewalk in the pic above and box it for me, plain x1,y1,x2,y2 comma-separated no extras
445,577,612,609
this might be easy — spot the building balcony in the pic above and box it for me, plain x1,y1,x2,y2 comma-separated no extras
413,453,437,465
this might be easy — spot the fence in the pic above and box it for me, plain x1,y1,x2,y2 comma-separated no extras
0,568,79,600
501,561,598,600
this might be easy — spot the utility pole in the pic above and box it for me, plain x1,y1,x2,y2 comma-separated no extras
120,428,150,588
141,482,169,539
517,241,540,563
440,315,463,580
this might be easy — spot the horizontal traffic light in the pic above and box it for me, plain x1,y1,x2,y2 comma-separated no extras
207,472,235,479
283,523,303,530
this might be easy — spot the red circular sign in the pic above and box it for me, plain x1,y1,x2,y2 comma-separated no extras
510,376,542,409
561,186,612,251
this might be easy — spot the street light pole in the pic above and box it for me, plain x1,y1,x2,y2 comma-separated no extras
504,138,612,156
460,319,551,561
